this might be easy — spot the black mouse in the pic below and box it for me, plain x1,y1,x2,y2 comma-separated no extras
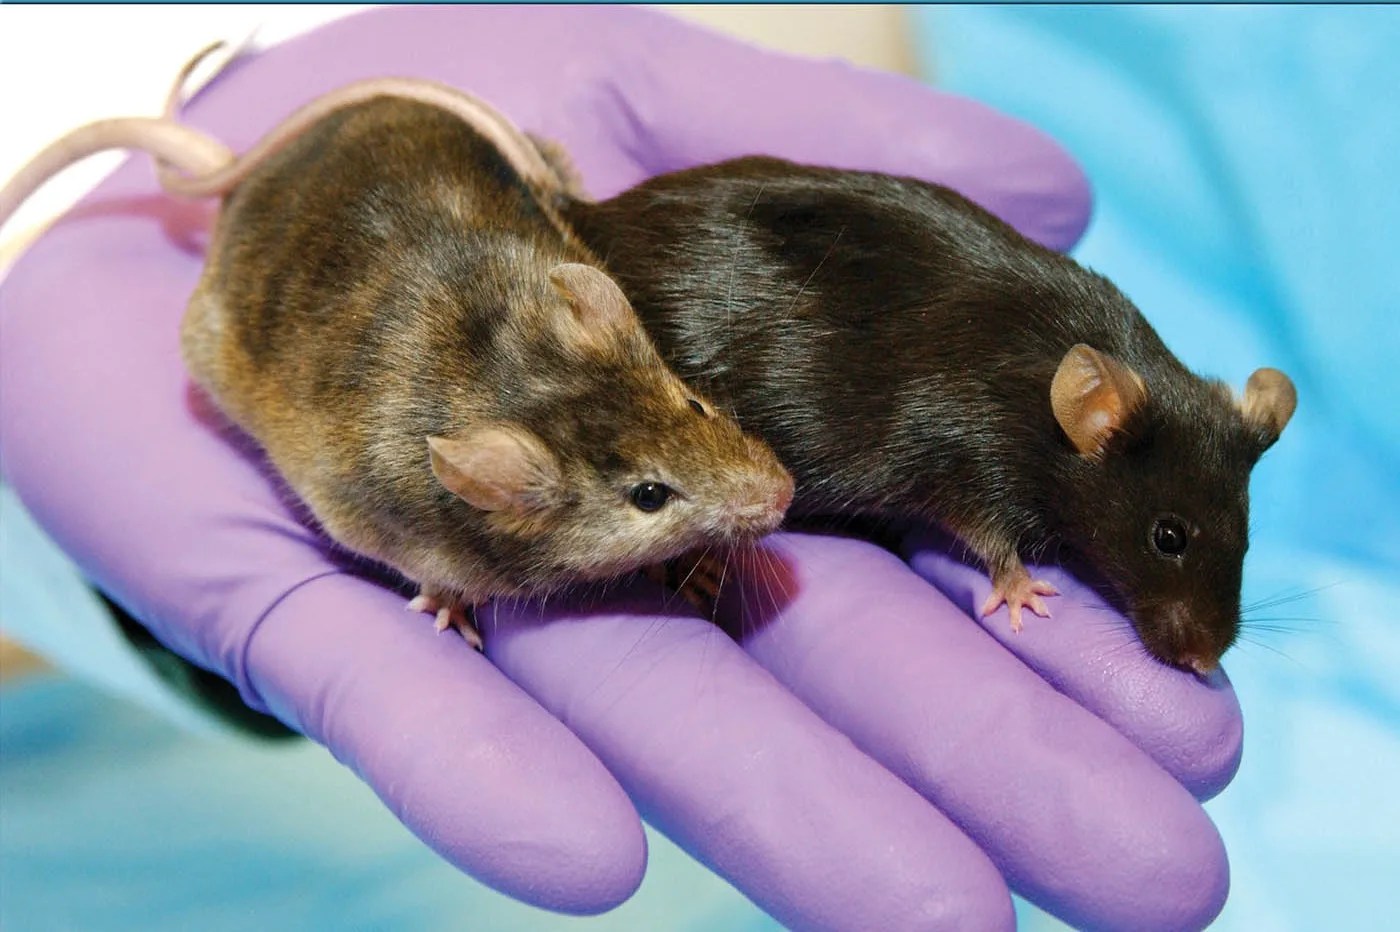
563,156,1297,673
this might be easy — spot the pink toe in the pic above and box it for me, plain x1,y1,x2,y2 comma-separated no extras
1008,607,1024,633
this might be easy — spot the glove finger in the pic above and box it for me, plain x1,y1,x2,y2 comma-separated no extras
484,577,1015,932
243,571,648,915
901,526,1243,799
716,532,1229,932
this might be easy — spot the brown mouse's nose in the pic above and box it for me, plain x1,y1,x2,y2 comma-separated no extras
771,473,795,515
725,471,794,537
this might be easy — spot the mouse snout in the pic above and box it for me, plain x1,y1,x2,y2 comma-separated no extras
1144,602,1229,675
721,469,794,537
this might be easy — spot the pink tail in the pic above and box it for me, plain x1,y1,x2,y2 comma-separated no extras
2,41,567,235
157,76,563,200
0,117,234,233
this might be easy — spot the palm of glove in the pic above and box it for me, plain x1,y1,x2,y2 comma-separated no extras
0,7,1240,930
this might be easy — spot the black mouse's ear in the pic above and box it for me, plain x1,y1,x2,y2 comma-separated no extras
1050,344,1148,459
549,263,637,338
1238,367,1297,453
427,425,562,513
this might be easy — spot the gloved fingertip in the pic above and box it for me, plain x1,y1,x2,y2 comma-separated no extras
915,862,1017,932
439,795,650,917
243,573,649,914
1062,803,1229,932
901,526,1244,801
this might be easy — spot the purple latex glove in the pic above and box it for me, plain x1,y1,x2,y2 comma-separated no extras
0,6,1241,930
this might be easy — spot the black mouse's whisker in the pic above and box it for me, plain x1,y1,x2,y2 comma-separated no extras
1239,617,1327,631
1240,582,1337,614
1095,630,1145,656
1232,633,1303,667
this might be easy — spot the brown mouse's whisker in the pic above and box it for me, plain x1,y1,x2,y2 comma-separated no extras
670,545,715,608
760,544,794,612
715,549,732,615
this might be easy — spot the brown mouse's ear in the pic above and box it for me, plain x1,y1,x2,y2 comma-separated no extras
428,426,562,513
1238,367,1297,450
1050,344,1148,459
549,263,636,335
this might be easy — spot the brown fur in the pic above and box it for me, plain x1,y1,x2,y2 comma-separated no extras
182,98,792,607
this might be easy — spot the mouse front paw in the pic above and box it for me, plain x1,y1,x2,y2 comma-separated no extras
407,588,483,650
980,566,1059,634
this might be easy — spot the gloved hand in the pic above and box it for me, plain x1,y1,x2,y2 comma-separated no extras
0,6,1242,930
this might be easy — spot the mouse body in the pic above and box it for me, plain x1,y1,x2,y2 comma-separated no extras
1,61,793,645
186,101,794,640
564,157,1296,672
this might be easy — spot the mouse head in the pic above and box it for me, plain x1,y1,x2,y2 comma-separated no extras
1049,344,1297,674
428,262,793,586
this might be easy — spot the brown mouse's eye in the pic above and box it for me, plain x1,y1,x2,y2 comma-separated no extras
1152,517,1189,557
630,482,672,513
688,399,707,417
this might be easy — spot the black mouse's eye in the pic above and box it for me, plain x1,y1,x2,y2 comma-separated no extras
688,399,707,417
630,482,672,513
1152,517,1189,557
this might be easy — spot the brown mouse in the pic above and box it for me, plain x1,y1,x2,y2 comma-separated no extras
562,157,1296,674
0,58,794,647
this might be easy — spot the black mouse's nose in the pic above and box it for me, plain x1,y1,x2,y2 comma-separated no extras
1152,602,1227,675
1175,652,1219,676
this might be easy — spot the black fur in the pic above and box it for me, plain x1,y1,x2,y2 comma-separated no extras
566,157,1280,667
